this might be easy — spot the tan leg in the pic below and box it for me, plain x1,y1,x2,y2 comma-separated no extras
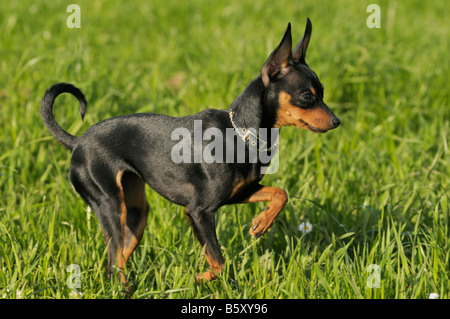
116,170,149,289
242,186,288,239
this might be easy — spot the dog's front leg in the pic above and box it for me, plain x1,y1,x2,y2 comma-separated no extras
184,206,224,282
241,185,288,239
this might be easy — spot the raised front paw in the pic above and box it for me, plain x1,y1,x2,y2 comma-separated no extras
249,207,275,239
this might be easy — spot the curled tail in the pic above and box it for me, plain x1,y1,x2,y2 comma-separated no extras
40,83,87,151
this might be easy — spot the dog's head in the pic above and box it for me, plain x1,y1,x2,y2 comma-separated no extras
261,19,340,133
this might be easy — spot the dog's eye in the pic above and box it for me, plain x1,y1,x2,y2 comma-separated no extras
301,92,312,100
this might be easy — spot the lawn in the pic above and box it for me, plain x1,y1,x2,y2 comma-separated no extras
0,0,448,299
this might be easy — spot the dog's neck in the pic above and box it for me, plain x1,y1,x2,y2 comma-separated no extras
228,75,276,131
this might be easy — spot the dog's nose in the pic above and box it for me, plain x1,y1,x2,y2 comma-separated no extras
332,117,341,128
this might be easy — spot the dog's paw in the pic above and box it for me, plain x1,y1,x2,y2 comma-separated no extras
249,206,274,239
195,269,218,283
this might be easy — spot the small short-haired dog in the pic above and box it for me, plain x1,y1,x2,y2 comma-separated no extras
41,18,340,287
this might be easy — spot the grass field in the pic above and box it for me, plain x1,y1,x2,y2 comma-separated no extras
0,0,448,299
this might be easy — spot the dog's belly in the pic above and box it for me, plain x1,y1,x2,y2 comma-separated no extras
138,163,198,207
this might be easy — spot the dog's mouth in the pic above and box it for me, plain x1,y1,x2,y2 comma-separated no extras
298,119,328,133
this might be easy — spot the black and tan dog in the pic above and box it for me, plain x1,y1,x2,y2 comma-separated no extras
41,18,340,286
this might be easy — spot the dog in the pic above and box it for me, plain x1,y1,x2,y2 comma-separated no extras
41,18,340,287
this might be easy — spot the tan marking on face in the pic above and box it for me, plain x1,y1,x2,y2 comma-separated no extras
310,87,316,96
274,92,335,132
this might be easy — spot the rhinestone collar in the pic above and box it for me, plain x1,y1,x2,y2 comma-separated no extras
228,110,278,152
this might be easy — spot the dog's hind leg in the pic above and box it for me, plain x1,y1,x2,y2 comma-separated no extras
70,164,147,290
70,172,122,276
89,199,123,278
115,170,149,273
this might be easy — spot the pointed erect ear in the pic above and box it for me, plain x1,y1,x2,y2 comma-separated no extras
261,23,292,87
292,17,312,63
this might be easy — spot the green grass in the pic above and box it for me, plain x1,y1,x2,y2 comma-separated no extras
0,0,448,299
